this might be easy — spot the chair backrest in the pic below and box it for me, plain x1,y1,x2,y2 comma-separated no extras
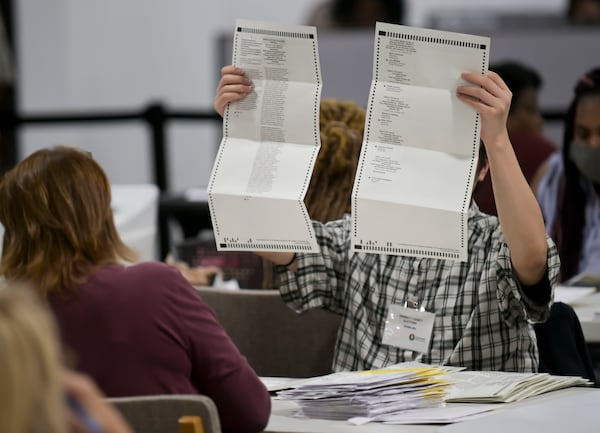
178,415,204,433
107,395,221,433
195,286,341,378
534,302,598,385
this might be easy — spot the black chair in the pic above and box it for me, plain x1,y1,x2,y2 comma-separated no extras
158,193,212,260
534,302,597,385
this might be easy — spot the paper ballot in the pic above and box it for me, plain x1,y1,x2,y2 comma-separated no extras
276,365,451,421
208,19,322,252
352,23,490,261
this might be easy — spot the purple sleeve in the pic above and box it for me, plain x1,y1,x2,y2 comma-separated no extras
164,271,271,433
536,152,563,232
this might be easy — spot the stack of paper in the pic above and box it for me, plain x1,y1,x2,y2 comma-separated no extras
445,370,592,403
350,368,592,425
554,284,597,304
276,366,451,420
353,404,498,425
564,272,600,288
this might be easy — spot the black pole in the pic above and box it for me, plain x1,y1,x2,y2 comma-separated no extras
0,0,16,176
143,103,168,192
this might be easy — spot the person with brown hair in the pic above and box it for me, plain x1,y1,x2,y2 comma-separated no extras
0,146,271,433
0,284,133,433
215,65,559,373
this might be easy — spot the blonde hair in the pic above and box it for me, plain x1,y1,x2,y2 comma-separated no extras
0,284,69,433
0,146,136,297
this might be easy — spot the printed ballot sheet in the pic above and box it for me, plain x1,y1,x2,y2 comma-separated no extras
352,23,490,261
208,19,322,252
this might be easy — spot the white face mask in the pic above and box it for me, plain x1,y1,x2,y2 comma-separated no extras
569,141,600,185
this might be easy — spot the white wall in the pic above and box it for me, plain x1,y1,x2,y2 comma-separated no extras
16,0,568,190
16,0,317,190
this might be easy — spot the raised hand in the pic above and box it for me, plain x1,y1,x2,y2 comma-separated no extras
214,65,253,117
456,71,511,147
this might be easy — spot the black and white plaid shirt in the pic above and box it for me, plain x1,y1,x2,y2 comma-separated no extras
278,206,560,373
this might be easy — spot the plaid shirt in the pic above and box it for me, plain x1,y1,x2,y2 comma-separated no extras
278,206,560,373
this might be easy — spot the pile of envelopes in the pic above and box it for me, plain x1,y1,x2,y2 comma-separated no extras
276,365,451,420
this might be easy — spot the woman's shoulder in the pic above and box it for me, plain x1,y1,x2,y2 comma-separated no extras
122,260,179,277
95,261,189,296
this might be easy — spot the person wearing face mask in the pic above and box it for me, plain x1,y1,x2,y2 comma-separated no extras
534,67,600,282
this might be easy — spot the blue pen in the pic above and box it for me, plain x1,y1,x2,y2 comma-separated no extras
67,395,104,433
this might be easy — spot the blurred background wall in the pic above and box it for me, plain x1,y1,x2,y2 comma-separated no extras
9,0,583,191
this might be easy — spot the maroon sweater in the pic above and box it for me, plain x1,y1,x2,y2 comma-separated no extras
51,262,270,433
474,130,556,216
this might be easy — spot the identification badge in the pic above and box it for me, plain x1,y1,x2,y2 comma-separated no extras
382,303,435,353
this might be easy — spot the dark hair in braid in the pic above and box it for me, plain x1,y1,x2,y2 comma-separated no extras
304,99,365,222
555,67,600,280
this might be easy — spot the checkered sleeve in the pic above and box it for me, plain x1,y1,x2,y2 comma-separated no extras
495,233,560,324
277,217,351,315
